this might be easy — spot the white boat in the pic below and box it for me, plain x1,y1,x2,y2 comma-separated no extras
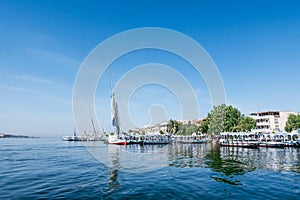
63,129,81,141
107,134,126,145
138,135,171,145
258,133,284,148
63,135,81,141
180,139,203,144
106,79,126,145
267,132,299,147
219,132,259,148
282,132,299,147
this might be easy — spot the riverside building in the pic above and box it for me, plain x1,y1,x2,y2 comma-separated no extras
249,111,298,133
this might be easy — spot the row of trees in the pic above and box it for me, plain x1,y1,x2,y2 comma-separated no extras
167,104,257,135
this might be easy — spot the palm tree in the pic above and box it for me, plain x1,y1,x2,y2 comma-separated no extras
167,119,179,135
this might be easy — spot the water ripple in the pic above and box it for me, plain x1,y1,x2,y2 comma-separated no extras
1,138,300,199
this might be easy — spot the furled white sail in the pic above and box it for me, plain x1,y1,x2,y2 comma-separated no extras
111,92,120,136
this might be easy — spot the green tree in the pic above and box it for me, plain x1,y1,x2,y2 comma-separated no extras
167,119,179,134
224,105,241,132
198,119,209,134
176,123,186,135
235,115,256,132
205,104,249,135
208,104,226,135
285,114,300,132
186,124,198,135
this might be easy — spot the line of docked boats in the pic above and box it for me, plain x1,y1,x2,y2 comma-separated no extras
105,134,209,145
219,132,300,148
63,132,209,145
106,134,171,145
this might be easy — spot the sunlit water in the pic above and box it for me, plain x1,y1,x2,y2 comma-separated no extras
1,138,300,199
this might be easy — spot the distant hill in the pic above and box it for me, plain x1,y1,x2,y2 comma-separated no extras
0,133,38,138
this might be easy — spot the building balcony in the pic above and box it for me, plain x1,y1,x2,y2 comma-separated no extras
253,128,272,133
257,121,270,126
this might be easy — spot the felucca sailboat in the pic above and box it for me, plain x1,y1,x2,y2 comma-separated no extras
107,87,126,145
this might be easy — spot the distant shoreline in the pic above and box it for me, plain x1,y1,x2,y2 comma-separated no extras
0,133,39,138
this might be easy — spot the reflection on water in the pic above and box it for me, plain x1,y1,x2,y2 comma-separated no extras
255,147,300,172
291,162,300,172
168,143,213,168
82,139,300,190
207,147,257,176
94,142,300,187
1,138,300,199
108,146,120,190
206,147,257,185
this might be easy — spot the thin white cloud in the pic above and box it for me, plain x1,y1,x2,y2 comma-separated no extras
27,47,81,68
13,74,52,85
5,84,72,105
7,86,37,93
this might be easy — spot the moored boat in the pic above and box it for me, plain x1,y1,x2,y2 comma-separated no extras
139,135,171,145
259,141,284,148
63,129,81,141
63,135,81,141
180,139,203,144
106,80,127,145
281,133,299,147
107,135,126,145
258,133,285,148
219,132,259,148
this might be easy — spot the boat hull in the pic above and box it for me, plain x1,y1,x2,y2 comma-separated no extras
259,142,284,148
141,141,170,145
107,135,126,145
108,141,126,145
220,142,259,148
180,140,203,144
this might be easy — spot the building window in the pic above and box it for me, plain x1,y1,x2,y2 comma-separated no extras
274,119,279,124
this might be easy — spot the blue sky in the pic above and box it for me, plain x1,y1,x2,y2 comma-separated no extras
0,0,299,136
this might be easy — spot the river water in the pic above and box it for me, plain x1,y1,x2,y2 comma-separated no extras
1,138,300,199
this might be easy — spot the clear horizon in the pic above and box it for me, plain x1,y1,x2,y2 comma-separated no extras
0,1,299,137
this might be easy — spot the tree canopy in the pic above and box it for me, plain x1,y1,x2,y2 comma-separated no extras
224,105,241,132
204,104,255,135
234,116,256,132
285,114,300,132
166,104,256,135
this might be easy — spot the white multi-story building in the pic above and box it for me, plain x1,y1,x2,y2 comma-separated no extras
142,121,169,135
177,119,204,125
134,118,206,135
249,111,298,133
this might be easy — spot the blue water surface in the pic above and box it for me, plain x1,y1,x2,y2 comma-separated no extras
1,138,300,199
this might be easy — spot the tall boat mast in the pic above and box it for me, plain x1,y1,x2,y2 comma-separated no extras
73,127,77,137
91,118,97,138
110,76,121,136
111,92,121,136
